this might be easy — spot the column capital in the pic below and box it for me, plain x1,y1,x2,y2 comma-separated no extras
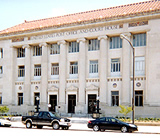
57,40,66,45
122,32,131,37
22,44,30,49
98,35,108,40
39,42,47,47
77,38,86,43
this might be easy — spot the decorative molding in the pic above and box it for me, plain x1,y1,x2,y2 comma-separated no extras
86,84,99,91
48,85,58,92
66,85,78,91
129,21,148,27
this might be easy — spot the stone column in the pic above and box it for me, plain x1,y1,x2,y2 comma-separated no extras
76,38,86,114
98,35,108,105
122,33,131,106
39,42,48,111
58,40,67,113
23,44,31,106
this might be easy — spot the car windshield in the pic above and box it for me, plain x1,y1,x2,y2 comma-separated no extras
49,112,60,118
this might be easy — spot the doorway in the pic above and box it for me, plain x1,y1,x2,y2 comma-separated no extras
49,95,57,112
88,94,97,114
68,95,76,113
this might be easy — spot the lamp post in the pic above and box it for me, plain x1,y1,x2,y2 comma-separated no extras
120,34,135,124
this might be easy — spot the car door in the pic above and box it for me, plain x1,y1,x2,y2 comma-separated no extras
108,118,121,130
40,112,51,126
98,117,110,129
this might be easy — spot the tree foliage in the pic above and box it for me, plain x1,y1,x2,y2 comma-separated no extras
0,106,9,114
119,105,132,118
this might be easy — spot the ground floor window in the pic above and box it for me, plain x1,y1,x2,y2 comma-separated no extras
111,91,119,106
18,93,23,106
135,91,143,106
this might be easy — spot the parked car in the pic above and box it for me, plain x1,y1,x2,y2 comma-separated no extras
0,117,11,127
22,111,71,130
87,117,138,133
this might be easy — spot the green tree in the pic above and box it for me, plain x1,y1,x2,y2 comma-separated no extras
119,105,132,118
0,106,9,114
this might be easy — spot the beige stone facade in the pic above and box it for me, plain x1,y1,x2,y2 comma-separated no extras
0,2,160,118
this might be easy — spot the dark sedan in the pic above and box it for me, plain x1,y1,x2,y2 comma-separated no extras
87,117,138,133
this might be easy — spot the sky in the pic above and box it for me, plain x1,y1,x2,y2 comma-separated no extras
0,0,151,31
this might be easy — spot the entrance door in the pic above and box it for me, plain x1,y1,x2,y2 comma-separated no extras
49,95,57,112
68,95,76,113
88,95,96,114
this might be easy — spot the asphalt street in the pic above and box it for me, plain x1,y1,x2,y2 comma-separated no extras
0,126,160,140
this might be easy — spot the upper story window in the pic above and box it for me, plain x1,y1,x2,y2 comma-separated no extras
17,48,25,58
133,33,146,47
18,66,25,77
0,66,3,74
50,44,60,55
33,45,42,56
70,62,78,74
89,60,98,73
135,56,145,76
111,59,120,73
110,36,122,49
69,42,79,53
88,39,100,51
0,48,3,58
51,63,59,75
34,65,41,76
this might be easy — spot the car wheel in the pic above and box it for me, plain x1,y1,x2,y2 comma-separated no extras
26,121,32,128
121,126,127,133
53,122,60,130
93,125,99,132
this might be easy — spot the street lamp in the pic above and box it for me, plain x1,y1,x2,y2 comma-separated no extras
120,34,135,124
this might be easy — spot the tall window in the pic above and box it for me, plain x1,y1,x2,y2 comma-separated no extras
133,33,146,47
110,36,122,49
33,45,42,56
111,59,120,72
88,39,100,51
89,60,98,73
18,93,23,106
51,63,59,75
34,65,41,76
70,62,78,74
17,48,25,58
0,66,3,74
0,93,2,104
50,44,60,54
18,66,25,77
0,48,3,58
34,93,40,105
135,57,145,76
69,42,79,53
135,91,143,106
111,91,119,106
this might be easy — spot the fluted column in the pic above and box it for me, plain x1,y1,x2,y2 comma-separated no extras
58,40,67,113
40,42,48,110
77,38,86,113
98,35,108,105
23,44,31,105
122,33,131,106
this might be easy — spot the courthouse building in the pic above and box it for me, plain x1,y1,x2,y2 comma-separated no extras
0,0,160,117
